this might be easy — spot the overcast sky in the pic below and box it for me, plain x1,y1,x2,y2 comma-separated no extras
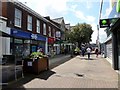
18,0,111,43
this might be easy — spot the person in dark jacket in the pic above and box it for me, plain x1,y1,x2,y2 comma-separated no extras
95,48,99,58
81,47,85,57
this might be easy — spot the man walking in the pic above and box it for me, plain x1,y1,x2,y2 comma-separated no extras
86,47,91,59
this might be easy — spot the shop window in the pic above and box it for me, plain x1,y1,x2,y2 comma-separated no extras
117,29,120,69
23,40,30,58
49,26,51,37
23,44,30,56
24,40,30,43
14,8,22,28
27,15,32,31
53,28,55,38
43,23,46,35
14,39,23,44
31,45,37,53
37,20,40,33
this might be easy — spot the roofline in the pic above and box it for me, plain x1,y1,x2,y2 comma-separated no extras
7,0,60,30
52,17,63,20
9,0,48,22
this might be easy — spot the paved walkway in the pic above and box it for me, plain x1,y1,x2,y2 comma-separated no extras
3,54,118,89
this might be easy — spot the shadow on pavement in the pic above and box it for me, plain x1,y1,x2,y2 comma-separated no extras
2,70,56,89
2,56,73,89
49,56,73,69
36,70,56,80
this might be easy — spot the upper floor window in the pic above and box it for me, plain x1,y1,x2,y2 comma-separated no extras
27,15,32,31
14,8,22,27
49,26,51,37
36,20,40,33
53,28,55,38
43,23,46,35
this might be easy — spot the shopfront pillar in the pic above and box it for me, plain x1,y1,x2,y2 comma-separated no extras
112,30,119,70
45,38,48,55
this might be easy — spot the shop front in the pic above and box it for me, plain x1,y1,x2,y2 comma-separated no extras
10,28,47,63
111,19,120,70
1,27,47,84
48,37,56,56
54,38,61,55
101,1,120,70
117,28,120,70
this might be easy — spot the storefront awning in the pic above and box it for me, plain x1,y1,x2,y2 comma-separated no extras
0,31,12,37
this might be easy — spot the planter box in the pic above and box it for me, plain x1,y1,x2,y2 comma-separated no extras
23,57,49,74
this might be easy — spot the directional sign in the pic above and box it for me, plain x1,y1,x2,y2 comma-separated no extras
99,19,110,28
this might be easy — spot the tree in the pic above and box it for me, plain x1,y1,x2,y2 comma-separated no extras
67,23,93,48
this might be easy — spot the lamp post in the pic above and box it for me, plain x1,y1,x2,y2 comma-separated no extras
97,0,103,52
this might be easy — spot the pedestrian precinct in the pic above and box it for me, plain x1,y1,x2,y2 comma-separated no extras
86,47,91,59
95,48,99,58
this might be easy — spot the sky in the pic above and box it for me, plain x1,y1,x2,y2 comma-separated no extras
18,0,111,43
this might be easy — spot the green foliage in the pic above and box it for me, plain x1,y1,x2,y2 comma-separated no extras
74,47,80,52
29,52,48,60
67,23,93,45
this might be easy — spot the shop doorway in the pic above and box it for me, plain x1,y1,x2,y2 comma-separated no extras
31,45,37,53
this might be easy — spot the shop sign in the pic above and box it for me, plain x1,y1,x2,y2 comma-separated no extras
48,37,55,44
11,28,31,39
27,61,32,66
99,18,118,28
37,34,46,41
116,0,120,13
99,19,110,28
31,34,37,40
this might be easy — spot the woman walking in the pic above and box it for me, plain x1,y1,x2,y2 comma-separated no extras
95,48,99,58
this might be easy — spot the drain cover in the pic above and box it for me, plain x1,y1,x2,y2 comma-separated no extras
55,74,61,77
55,73,84,78
74,73,84,77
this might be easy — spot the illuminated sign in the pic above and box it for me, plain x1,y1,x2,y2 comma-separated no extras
99,19,110,28
99,18,118,28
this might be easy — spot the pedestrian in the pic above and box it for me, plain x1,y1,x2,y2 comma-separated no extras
86,47,91,59
95,48,99,58
81,47,85,57
64,48,67,55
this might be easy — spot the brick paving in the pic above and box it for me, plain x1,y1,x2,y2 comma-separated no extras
3,54,118,89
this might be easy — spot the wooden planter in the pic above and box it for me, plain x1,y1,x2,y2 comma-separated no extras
23,57,49,74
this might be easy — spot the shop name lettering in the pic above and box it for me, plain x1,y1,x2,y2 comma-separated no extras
31,34,37,40
13,30,18,33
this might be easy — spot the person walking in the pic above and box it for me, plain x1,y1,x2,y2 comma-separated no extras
95,48,99,58
81,47,85,57
86,47,91,60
